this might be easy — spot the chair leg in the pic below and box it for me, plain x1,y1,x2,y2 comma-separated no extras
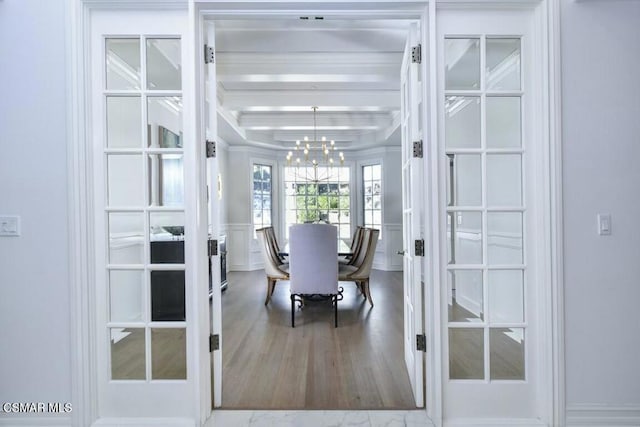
264,278,274,305
269,279,277,298
358,281,366,299
290,294,295,328
334,294,338,328
364,279,374,307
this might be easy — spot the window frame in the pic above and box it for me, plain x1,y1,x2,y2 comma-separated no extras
282,164,354,240
358,158,384,240
361,162,383,237
250,158,277,237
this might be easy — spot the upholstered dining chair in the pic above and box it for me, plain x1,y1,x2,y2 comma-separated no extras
343,227,372,269
339,225,364,265
339,228,379,307
256,228,289,305
288,223,340,327
265,226,286,264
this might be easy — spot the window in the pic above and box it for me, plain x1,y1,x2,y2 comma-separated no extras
252,164,272,231
284,166,351,239
363,164,382,234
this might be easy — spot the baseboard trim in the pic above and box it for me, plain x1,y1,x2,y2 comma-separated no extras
0,417,71,427
566,404,640,426
444,419,546,427
92,417,195,427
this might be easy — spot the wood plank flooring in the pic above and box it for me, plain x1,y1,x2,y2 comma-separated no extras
219,269,417,410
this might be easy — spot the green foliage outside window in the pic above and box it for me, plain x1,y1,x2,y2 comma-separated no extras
284,167,351,239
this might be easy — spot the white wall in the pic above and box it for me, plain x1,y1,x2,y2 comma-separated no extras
561,0,640,413
0,0,71,416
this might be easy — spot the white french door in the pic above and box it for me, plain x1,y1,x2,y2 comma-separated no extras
205,21,223,409
400,22,425,408
437,7,542,421
90,9,198,418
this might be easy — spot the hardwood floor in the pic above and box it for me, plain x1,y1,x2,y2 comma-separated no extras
219,269,417,409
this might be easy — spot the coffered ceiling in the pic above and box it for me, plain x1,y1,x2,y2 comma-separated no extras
212,19,414,151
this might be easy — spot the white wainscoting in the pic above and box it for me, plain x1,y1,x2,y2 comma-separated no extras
566,404,640,426
373,223,403,272
224,224,264,271
225,224,253,272
443,419,546,426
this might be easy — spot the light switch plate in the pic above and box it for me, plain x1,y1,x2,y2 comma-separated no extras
0,215,20,236
597,213,611,236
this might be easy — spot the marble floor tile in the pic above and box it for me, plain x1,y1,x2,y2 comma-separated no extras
204,410,433,427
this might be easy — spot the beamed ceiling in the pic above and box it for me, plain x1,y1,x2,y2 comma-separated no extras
212,19,414,151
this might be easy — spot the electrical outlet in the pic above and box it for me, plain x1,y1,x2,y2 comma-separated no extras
0,216,20,236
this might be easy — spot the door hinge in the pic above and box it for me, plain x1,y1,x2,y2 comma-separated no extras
204,45,215,64
209,334,220,352
206,140,216,158
414,239,425,257
412,140,423,158
416,334,426,352
208,239,218,257
411,44,422,64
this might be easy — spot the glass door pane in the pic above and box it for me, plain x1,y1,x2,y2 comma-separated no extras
104,36,184,382
445,35,526,383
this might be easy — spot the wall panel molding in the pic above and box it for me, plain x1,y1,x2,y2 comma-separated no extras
566,404,640,426
443,419,545,427
225,223,258,271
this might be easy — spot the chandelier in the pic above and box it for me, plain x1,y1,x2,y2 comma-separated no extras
286,106,345,169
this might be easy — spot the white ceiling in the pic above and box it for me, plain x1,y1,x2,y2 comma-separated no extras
212,18,415,151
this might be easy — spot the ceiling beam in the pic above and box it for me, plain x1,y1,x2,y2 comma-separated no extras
217,51,402,65
216,53,401,85
219,73,397,84
237,111,395,130
221,90,400,110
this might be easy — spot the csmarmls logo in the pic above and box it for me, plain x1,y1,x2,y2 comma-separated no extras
2,402,72,413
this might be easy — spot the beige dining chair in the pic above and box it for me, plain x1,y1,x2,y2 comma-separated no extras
339,225,364,265
342,227,371,269
289,223,340,327
339,228,379,306
264,226,287,264
256,228,289,305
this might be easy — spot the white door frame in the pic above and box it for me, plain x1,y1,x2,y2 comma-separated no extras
67,0,564,425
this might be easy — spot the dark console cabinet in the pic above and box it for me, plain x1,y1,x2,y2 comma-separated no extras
150,240,185,321
150,270,185,321
149,237,226,314
150,240,185,264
